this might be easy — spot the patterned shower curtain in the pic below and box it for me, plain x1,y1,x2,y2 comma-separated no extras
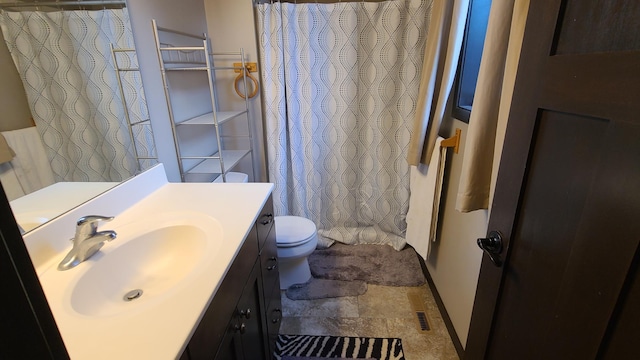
257,0,431,250
0,9,151,182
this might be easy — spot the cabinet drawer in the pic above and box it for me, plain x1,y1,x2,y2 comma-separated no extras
260,227,280,298
256,196,274,250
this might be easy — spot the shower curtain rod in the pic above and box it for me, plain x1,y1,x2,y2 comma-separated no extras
0,0,126,10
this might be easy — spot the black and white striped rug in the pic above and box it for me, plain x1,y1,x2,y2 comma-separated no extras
274,334,405,360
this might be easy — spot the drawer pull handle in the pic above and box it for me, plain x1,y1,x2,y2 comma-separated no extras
234,323,246,334
272,308,282,323
267,264,277,271
260,213,274,225
239,308,251,319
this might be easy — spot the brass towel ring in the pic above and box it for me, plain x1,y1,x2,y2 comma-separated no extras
234,69,259,99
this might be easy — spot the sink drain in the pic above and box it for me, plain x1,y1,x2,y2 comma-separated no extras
123,289,143,301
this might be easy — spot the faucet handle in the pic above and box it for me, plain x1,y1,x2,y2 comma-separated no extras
77,215,114,226
75,215,114,239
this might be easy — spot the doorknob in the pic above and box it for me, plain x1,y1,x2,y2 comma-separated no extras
477,231,504,267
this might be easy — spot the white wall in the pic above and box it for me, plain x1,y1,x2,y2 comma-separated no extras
426,119,486,347
204,0,267,182
428,0,530,345
0,28,33,132
127,0,210,182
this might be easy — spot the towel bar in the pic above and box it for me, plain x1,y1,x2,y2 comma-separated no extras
440,128,461,154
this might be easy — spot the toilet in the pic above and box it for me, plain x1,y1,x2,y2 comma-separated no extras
213,172,249,183
274,216,318,289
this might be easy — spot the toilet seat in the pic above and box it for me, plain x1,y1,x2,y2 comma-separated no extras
275,216,316,248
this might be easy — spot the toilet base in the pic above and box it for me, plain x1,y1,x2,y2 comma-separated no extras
279,257,312,290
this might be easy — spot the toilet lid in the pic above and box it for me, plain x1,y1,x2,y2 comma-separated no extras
275,216,317,248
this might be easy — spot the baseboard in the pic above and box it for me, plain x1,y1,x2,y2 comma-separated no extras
415,250,465,359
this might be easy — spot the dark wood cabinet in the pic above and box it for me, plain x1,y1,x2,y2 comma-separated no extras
184,196,280,360
256,198,281,358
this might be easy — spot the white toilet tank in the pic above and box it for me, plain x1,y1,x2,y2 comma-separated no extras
213,172,249,183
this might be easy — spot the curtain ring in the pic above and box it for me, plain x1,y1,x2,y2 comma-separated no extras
234,68,260,99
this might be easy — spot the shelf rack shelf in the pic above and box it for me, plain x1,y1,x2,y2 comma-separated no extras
152,20,253,183
176,110,248,126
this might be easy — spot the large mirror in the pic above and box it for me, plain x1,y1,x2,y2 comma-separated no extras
0,0,156,233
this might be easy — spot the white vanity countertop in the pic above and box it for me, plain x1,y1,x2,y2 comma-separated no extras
23,165,274,359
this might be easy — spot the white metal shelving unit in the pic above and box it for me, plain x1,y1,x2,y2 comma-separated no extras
110,44,158,172
152,20,253,183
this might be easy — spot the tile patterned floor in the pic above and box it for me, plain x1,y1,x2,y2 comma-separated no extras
279,283,459,360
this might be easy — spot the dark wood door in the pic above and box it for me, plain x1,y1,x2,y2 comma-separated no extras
466,1,640,359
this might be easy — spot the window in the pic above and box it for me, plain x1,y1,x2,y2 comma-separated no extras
453,0,492,122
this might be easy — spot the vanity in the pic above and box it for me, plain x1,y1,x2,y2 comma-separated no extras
185,195,281,360
21,165,281,359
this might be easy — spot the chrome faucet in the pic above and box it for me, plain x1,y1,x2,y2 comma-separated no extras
57,215,117,271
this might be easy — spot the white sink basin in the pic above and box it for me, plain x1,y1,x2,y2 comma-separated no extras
39,212,222,318
71,223,211,317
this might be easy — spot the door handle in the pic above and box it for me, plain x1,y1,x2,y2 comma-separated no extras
477,230,504,267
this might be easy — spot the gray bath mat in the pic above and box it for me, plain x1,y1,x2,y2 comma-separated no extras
309,243,426,287
286,278,367,300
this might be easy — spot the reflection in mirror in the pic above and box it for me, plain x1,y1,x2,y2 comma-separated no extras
0,0,157,233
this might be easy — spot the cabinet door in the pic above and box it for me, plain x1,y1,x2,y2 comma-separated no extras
189,228,259,360
214,324,243,360
235,261,267,360
265,288,282,358
214,260,266,360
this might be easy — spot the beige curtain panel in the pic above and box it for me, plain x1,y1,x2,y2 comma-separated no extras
407,0,469,166
456,0,530,212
